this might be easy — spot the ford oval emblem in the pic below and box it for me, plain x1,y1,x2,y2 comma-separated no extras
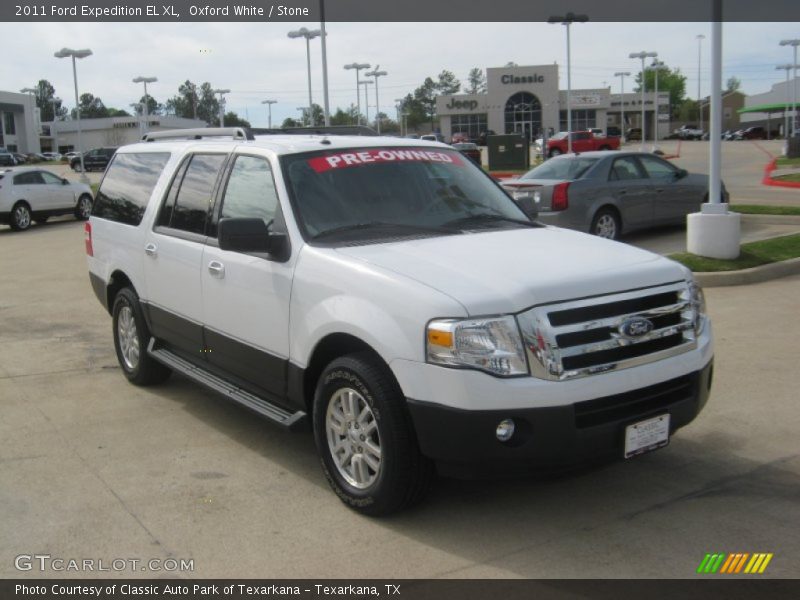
619,317,654,338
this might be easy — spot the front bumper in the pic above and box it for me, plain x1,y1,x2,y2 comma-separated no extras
405,359,713,478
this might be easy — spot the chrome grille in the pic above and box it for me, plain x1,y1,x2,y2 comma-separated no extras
517,282,698,380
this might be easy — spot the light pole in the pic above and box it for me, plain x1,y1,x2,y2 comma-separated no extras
212,89,230,127
394,98,404,135
696,34,705,133
647,60,665,151
288,28,322,127
132,76,157,134
296,107,307,126
548,12,588,154
261,99,277,128
51,96,61,152
360,80,373,124
780,39,799,137
20,87,38,145
344,63,371,125
777,64,793,144
365,66,387,134
318,1,330,126
614,72,630,143
54,47,92,182
629,51,657,151
129,103,143,137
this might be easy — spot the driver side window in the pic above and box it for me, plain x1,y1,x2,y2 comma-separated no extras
218,155,279,228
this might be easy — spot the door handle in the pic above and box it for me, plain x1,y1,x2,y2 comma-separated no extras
144,243,158,257
655,188,665,193
208,261,225,278
618,189,628,195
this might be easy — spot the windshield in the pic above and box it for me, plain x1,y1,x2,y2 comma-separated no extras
282,147,531,242
520,156,599,181
551,132,568,140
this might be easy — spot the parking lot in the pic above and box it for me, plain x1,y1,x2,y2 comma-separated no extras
1,141,799,579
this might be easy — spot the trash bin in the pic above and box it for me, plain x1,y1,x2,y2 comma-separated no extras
487,134,530,171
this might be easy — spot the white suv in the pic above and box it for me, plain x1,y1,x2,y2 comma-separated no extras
1,167,94,231
86,127,714,515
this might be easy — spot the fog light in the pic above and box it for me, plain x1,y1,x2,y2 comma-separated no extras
496,419,515,442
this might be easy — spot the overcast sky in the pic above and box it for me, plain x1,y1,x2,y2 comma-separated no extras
1,21,797,126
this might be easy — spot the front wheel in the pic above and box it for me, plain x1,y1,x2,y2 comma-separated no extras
75,194,93,220
313,353,434,516
549,148,562,157
112,288,171,386
591,208,621,240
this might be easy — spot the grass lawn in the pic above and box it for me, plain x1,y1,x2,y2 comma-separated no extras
775,157,800,168
670,233,800,272
91,183,99,195
730,204,800,216
771,173,800,183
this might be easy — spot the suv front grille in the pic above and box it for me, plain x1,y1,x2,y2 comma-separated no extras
517,282,698,380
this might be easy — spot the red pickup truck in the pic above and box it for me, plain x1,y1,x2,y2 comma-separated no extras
546,131,619,157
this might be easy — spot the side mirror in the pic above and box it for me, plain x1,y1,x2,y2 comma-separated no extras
675,168,688,180
218,218,289,260
62,178,70,185
515,194,539,221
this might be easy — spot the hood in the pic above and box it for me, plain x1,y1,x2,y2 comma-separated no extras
335,227,687,315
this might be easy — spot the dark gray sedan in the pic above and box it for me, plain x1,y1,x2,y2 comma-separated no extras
501,151,728,240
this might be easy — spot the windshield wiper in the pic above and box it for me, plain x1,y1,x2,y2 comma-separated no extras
311,221,456,241
442,213,539,230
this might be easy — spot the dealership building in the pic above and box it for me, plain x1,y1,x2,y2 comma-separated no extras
436,64,670,142
0,90,42,153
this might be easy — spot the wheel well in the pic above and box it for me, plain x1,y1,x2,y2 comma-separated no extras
593,205,622,231
12,199,30,210
302,333,383,415
106,270,134,316
599,145,611,151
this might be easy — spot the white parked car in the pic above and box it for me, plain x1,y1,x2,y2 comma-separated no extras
40,152,63,161
0,167,94,231
86,127,714,515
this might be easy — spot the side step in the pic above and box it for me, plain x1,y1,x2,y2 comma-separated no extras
148,340,307,431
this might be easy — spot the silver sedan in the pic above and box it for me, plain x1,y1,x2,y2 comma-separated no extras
501,151,728,240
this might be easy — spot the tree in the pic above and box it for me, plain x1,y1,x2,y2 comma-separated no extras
726,76,742,93
436,70,461,95
281,117,302,128
330,104,363,126
33,80,68,122
107,108,131,117
634,64,687,117
165,81,219,124
398,93,429,129
137,95,162,116
223,112,250,127
466,68,487,95
413,78,439,126
71,93,109,119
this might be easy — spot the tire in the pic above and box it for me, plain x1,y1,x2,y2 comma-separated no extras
591,208,621,240
71,162,80,172
549,148,562,157
75,194,93,221
313,352,434,516
599,145,611,151
9,202,32,231
112,287,171,386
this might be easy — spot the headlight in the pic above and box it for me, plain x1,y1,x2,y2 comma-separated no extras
426,316,528,377
687,280,707,334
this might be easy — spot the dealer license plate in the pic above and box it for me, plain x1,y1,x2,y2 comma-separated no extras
624,414,670,459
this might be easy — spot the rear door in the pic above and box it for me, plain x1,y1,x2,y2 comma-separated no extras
638,155,699,224
606,155,653,229
11,172,44,209
142,152,228,358
200,152,293,400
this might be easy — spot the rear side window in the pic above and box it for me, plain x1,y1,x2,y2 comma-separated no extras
168,154,227,235
93,153,170,226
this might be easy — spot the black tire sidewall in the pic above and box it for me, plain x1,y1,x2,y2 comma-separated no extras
313,359,392,512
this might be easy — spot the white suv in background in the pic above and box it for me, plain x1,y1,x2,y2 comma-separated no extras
86,127,714,515
1,167,93,231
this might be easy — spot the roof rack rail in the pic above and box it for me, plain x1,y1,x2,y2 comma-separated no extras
143,127,255,142
249,125,378,137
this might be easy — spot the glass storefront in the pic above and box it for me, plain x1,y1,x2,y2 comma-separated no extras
559,109,597,132
451,113,488,140
504,92,542,142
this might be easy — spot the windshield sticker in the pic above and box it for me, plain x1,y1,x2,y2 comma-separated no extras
308,149,464,173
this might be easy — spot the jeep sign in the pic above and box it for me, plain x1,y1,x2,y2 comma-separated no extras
445,99,479,111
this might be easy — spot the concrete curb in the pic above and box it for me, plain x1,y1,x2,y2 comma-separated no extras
694,256,800,287
762,157,800,189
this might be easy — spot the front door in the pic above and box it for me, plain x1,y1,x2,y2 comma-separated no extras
39,170,75,210
638,155,699,224
606,155,653,229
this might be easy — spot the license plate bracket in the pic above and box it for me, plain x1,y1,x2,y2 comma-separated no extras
624,414,670,459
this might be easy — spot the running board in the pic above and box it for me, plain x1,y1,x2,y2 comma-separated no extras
148,340,307,431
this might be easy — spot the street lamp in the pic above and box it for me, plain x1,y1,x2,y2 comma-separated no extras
548,12,588,154
132,76,157,134
777,64,793,144
261,99,277,129
129,103,143,137
614,72,630,143
780,39,799,137
646,60,665,151
696,34,705,133
212,89,230,127
296,107,307,126
344,63,371,125
629,51,658,151
54,47,92,181
360,80,373,124
288,28,322,127
394,98,404,136
365,66,388,134
51,96,61,152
